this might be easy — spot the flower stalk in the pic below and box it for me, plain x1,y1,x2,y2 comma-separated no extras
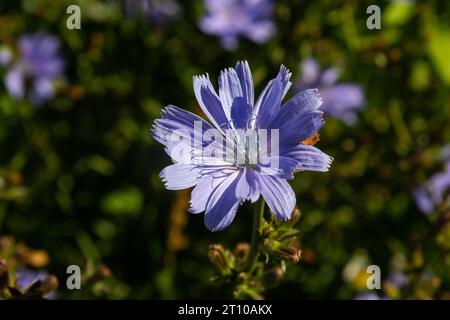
208,203,303,299
244,199,265,272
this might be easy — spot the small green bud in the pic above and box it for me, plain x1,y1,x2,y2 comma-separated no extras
264,239,302,263
234,242,250,261
84,265,112,286
208,244,235,275
290,208,301,224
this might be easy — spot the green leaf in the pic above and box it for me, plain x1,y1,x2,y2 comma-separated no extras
384,2,416,27
86,155,115,176
101,187,143,217
426,15,450,85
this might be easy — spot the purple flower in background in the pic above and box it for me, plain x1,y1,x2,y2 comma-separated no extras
387,271,409,288
124,0,180,24
296,58,365,125
15,268,49,290
200,0,275,50
152,61,332,231
440,144,450,162
15,268,56,299
414,162,450,214
4,32,64,105
0,47,12,66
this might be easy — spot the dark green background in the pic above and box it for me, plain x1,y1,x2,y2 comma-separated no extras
0,0,449,299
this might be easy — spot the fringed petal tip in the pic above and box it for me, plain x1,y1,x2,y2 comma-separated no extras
321,154,334,172
193,73,211,84
279,64,293,78
235,60,250,68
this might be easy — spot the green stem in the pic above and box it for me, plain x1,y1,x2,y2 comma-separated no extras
244,199,265,271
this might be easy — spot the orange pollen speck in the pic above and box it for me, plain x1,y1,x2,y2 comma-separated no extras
300,133,320,146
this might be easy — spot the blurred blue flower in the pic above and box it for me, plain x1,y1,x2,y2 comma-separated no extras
15,268,48,289
15,268,56,299
296,58,365,125
124,0,180,24
0,46,12,66
152,61,332,231
414,162,450,214
200,0,275,50
3,32,64,105
387,271,409,288
439,144,450,162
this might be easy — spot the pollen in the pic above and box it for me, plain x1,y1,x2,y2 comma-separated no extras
300,133,320,146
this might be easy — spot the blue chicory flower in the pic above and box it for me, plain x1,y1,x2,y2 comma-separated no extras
414,162,450,215
152,61,332,231
3,32,64,105
199,0,275,50
124,0,180,24
296,58,365,125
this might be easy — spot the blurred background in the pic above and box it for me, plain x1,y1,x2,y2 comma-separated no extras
0,0,450,299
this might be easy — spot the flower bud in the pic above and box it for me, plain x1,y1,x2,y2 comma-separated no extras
84,265,112,286
97,265,112,280
262,225,274,237
289,208,301,224
0,236,13,253
234,242,250,261
264,239,302,263
236,272,247,282
208,244,234,274
264,266,285,285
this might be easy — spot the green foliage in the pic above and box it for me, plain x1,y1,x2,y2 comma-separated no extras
101,187,143,217
0,0,450,299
